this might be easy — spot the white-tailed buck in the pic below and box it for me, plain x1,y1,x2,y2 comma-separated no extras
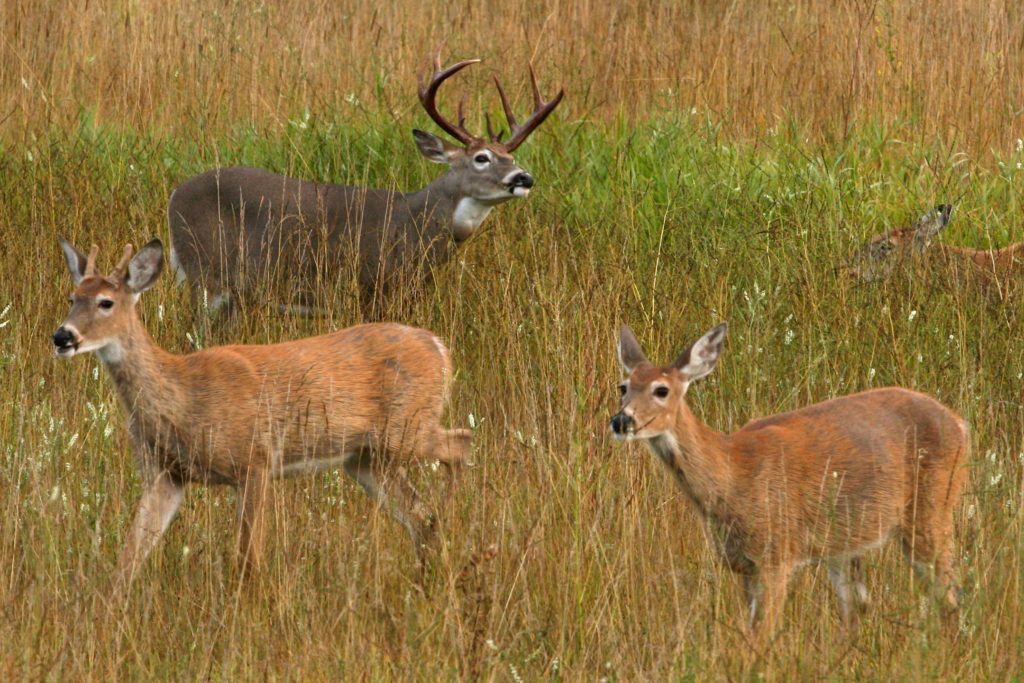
610,322,969,637
847,203,1024,289
168,52,563,313
54,239,471,593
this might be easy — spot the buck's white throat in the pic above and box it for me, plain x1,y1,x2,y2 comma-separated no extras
452,197,494,234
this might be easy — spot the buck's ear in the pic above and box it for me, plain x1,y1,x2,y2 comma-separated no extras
413,129,460,164
60,239,88,285
673,322,728,384
618,325,649,373
912,204,953,245
125,239,164,294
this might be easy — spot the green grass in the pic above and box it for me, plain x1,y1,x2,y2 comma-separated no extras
1,112,1022,679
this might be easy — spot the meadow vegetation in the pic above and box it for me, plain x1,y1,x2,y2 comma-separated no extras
1,0,1023,679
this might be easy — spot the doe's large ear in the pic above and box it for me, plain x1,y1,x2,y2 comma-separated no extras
912,204,953,246
60,239,88,285
413,129,460,164
125,239,164,294
618,325,649,373
673,322,728,384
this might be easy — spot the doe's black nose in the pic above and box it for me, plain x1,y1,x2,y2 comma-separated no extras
610,412,634,435
53,327,75,348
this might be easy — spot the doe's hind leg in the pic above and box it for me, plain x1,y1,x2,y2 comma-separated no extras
901,533,962,637
343,452,437,569
433,428,472,487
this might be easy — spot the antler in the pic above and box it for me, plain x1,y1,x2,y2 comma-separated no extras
418,52,482,145
84,245,100,278
112,244,134,281
492,65,564,152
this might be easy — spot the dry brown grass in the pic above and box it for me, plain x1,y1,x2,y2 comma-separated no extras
3,0,1024,153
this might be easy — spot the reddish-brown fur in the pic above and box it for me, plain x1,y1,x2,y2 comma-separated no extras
847,204,1023,293
611,322,969,638
54,239,471,594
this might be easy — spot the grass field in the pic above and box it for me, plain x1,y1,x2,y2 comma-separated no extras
1,1,1023,680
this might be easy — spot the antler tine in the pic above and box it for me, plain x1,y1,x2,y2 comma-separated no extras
484,112,498,142
529,65,544,107
492,76,518,142
417,53,482,145
113,244,134,280
501,64,565,153
84,245,100,277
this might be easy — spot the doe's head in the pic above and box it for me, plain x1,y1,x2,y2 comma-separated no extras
53,239,163,359
610,322,728,440
845,204,953,282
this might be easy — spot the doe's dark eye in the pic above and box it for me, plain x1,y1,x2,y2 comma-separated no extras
618,384,627,397
98,299,114,310
653,386,669,399
474,154,490,164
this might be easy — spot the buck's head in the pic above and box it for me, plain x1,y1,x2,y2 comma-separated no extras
845,204,953,282
413,53,563,207
610,323,728,440
53,239,163,360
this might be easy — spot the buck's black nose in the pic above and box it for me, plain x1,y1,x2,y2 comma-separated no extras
510,172,534,189
53,327,75,349
610,412,634,435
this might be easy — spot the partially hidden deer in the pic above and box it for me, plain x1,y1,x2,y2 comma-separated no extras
610,322,969,637
53,239,471,594
847,203,1024,291
168,52,563,314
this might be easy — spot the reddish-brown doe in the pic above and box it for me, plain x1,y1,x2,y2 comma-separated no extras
847,204,1024,295
54,239,471,595
610,322,969,637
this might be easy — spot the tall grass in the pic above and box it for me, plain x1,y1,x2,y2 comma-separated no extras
3,1,1024,155
1,1,1023,680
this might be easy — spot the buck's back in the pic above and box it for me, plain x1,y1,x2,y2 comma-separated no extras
168,167,422,291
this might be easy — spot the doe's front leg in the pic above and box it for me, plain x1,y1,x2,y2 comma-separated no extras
237,467,272,581
746,564,794,643
112,470,185,600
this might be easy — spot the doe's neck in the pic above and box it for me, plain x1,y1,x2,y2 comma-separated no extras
647,402,733,516
98,315,183,415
